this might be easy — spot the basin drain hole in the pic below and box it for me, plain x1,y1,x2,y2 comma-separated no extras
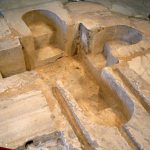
25,140,34,148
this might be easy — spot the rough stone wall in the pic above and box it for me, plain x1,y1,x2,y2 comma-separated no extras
1,0,149,19
85,0,150,18
0,0,68,10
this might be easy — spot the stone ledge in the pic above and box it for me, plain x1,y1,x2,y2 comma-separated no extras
0,37,26,77
101,67,150,150
117,65,150,112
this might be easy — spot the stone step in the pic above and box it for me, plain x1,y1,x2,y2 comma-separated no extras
35,46,63,67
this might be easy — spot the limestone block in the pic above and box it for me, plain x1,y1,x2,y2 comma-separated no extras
0,16,11,39
128,54,150,84
101,67,150,150
117,66,150,114
0,38,26,77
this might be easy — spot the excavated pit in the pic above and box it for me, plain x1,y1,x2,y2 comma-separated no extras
0,1,150,149
1,16,141,150
61,58,129,127
36,56,132,149
22,14,138,149
32,22,143,148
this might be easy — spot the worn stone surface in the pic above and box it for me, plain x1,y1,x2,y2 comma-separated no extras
0,0,67,10
85,0,150,18
0,71,81,149
0,1,149,149
0,16,11,39
117,55,150,112
16,131,69,150
0,16,26,77
128,54,150,84
56,80,131,150
0,38,26,77
101,67,150,150
2,1,74,69
36,46,63,67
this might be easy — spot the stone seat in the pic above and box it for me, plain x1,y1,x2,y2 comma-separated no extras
29,23,55,49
